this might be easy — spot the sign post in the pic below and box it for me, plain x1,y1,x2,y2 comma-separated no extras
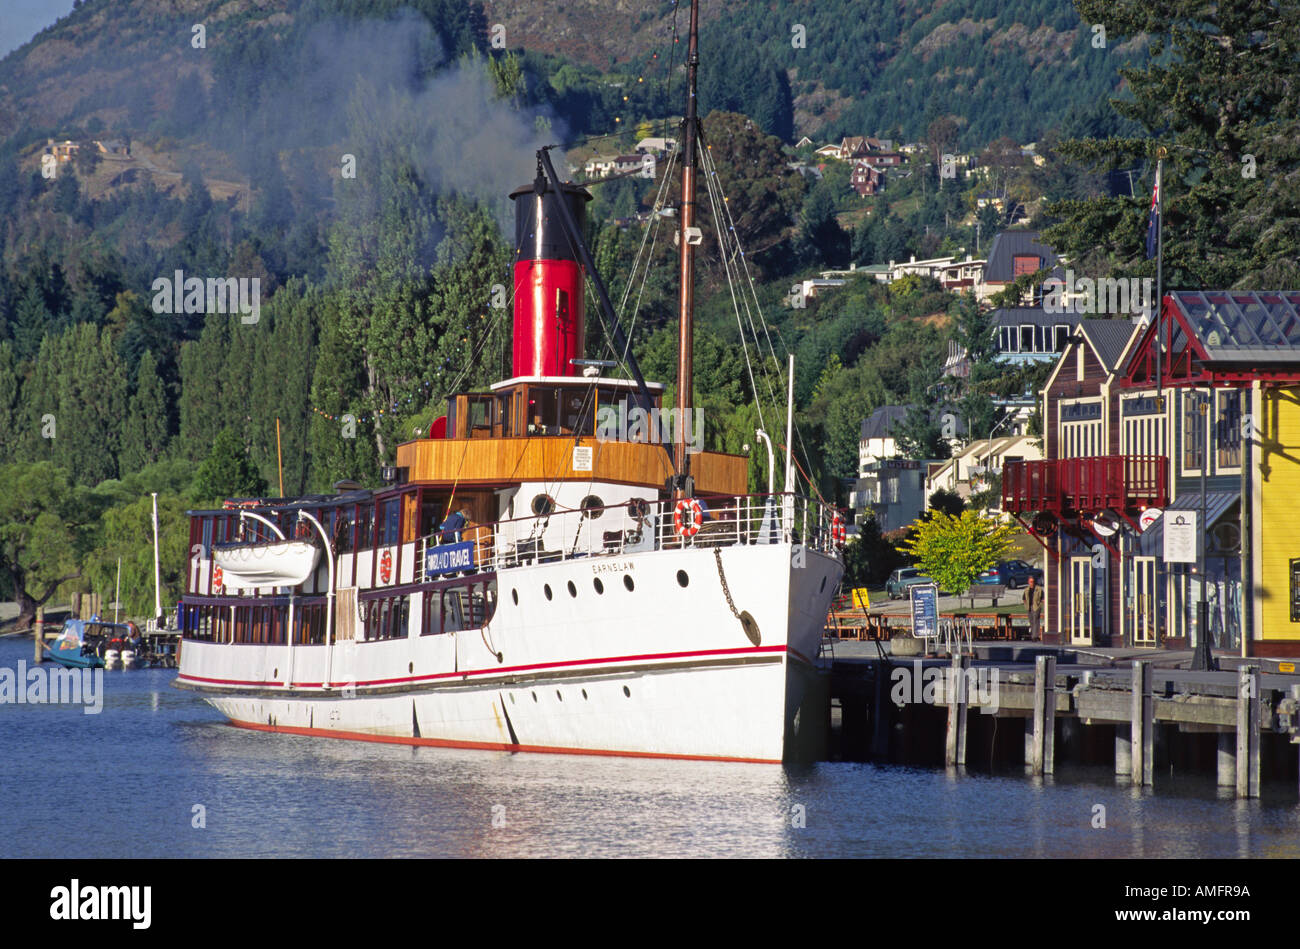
1163,511,1198,563
910,583,939,656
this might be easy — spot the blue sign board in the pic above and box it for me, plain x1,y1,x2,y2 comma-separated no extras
424,541,475,578
910,583,939,638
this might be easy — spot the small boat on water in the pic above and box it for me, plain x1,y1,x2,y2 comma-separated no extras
45,619,109,669
45,618,141,669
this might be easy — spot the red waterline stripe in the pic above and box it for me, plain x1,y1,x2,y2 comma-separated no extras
178,643,790,689
228,719,781,765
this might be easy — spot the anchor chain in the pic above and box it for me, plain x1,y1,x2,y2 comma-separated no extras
714,548,741,619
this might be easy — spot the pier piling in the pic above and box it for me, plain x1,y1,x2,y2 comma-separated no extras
1030,655,1056,775
1217,733,1236,787
1115,731,1132,776
1237,665,1261,798
945,653,970,767
1131,660,1154,786
33,606,43,663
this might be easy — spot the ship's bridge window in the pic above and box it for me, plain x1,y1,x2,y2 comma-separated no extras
355,503,374,551
380,499,400,546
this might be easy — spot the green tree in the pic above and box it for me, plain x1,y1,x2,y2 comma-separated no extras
893,405,952,461
1048,0,1300,288
82,492,188,618
120,350,169,472
0,463,94,631
191,427,269,505
928,489,965,518
902,508,1016,604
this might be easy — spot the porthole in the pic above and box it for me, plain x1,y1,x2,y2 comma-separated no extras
582,689,588,700
510,693,516,704
623,685,631,697
273,668,278,678
532,691,538,702
511,588,518,605
408,662,414,673
544,584,553,601
567,580,577,598
593,578,604,594
677,570,689,588
580,495,605,518
623,574,635,592
531,493,555,516
556,690,563,701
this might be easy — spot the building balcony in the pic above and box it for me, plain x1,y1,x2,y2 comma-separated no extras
1002,456,1168,515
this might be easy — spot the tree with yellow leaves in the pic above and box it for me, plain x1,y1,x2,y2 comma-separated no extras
902,509,1016,606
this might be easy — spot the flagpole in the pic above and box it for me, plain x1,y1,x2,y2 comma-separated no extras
1154,155,1163,406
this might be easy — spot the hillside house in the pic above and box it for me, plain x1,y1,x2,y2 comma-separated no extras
977,230,1064,304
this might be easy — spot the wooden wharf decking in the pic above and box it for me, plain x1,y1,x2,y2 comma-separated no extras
820,641,1300,798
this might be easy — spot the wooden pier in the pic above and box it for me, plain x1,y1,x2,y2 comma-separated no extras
820,640,1300,798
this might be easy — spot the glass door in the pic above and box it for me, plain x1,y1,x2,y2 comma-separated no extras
1069,556,1093,645
1131,556,1158,646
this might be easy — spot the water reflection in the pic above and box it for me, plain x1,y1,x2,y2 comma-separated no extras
2,638,1298,859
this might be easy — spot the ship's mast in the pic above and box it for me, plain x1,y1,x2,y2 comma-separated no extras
674,0,701,495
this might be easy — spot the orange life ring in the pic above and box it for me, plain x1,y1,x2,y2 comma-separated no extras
213,565,224,590
674,498,703,538
832,511,846,546
380,549,393,583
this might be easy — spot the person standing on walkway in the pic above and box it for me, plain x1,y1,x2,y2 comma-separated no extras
1023,575,1044,641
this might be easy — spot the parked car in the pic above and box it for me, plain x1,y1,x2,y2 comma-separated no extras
885,567,935,599
976,559,1043,589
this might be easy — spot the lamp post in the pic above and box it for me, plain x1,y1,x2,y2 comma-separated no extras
982,410,1015,496
297,511,336,687
150,492,163,627
754,429,775,496
1192,392,1215,670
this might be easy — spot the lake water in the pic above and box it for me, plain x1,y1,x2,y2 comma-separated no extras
2,636,1297,858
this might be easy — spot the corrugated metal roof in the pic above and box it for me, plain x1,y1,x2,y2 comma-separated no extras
1079,318,1138,371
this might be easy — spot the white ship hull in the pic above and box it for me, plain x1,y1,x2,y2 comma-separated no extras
177,542,840,763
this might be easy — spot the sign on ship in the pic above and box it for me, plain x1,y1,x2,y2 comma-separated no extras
425,541,475,578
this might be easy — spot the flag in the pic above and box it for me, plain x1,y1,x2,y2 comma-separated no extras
1145,160,1161,259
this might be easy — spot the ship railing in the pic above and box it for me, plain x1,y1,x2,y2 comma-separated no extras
414,492,840,578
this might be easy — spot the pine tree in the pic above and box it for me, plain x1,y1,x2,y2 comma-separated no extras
120,349,169,472
191,427,268,505
177,314,232,462
13,282,50,363
0,342,19,462
1047,0,1300,288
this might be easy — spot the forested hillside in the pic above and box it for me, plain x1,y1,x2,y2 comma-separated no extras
0,0,1169,618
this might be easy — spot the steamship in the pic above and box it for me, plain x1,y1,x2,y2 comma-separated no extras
173,0,843,763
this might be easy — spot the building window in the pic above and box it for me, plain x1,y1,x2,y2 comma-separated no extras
1183,390,1207,471
1054,325,1070,351
1216,389,1242,469
1012,255,1041,276
1019,325,1035,352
